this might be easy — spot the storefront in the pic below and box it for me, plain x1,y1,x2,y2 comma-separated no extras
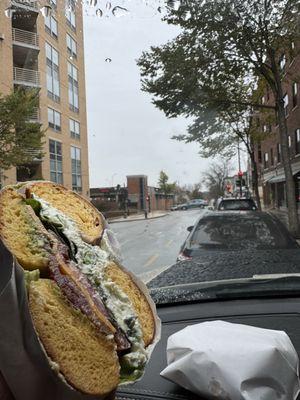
263,164,300,208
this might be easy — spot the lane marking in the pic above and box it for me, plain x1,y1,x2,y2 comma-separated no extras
165,239,173,247
143,254,159,268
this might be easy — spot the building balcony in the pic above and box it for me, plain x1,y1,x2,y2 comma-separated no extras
28,107,40,122
11,0,39,12
13,67,40,87
25,147,43,161
12,28,39,49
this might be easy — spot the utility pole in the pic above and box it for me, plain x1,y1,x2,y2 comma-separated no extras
237,140,243,197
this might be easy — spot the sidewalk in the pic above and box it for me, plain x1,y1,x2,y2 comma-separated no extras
108,210,169,224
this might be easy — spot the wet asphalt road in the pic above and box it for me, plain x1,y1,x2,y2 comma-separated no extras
109,209,204,282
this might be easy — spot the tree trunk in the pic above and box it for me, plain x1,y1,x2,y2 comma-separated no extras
250,155,261,211
276,93,299,236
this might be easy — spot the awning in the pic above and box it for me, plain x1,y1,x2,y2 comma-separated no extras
268,174,285,183
266,166,300,184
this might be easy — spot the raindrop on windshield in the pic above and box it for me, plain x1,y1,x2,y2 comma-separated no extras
40,5,53,18
105,58,112,62
88,0,97,6
95,8,103,17
106,2,112,11
184,10,191,20
112,6,129,18
4,7,15,18
167,0,180,11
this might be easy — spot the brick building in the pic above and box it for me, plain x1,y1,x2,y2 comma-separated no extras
0,0,89,196
254,44,300,208
90,175,175,212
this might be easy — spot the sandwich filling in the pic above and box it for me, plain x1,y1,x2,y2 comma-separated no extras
32,195,148,380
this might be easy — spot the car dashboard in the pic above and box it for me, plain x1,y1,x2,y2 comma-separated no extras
116,296,300,399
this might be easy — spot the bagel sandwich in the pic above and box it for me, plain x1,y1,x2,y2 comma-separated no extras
0,182,158,395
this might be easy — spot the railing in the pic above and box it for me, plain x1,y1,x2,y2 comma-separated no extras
28,108,40,122
12,0,39,10
12,28,39,47
25,148,43,161
13,67,40,86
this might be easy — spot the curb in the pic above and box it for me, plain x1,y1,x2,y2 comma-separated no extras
108,213,170,224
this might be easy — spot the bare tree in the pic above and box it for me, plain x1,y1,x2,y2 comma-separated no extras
203,160,233,200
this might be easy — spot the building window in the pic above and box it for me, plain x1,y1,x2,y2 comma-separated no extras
292,82,298,108
277,143,281,163
295,129,300,155
49,139,63,184
66,1,76,31
68,62,79,113
70,118,80,139
48,108,61,131
283,93,289,117
66,33,77,59
279,54,286,71
268,124,272,133
270,148,274,166
263,124,267,133
258,144,262,163
46,43,60,102
71,146,82,192
264,152,269,169
45,16,58,39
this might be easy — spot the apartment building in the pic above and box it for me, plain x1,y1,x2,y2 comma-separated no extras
254,43,300,208
0,0,89,196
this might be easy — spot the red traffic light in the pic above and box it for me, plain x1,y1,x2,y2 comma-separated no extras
146,196,150,201
238,170,243,177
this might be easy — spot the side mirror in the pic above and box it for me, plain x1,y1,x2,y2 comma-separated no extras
187,226,193,232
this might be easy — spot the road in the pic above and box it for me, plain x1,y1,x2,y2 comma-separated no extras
109,209,204,282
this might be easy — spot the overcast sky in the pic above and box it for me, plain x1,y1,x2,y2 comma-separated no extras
82,1,214,188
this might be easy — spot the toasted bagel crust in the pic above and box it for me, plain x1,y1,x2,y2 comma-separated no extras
25,181,105,244
29,279,120,395
0,187,52,271
105,262,155,346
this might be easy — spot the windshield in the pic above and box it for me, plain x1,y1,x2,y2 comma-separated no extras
1,0,300,306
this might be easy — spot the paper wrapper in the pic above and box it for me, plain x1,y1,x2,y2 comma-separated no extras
161,320,300,400
0,239,160,399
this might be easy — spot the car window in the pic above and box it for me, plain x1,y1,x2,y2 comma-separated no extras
189,215,293,250
219,200,256,210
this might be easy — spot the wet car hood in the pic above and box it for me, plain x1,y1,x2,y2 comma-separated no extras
148,249,300,289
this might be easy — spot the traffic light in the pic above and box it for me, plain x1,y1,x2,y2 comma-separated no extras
146,195,150,202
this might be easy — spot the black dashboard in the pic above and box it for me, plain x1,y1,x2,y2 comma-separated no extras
116,296,300,400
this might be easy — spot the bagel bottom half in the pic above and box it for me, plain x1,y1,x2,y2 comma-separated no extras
28,279,120,396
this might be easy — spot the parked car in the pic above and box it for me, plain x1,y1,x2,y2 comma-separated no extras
216,197,258,211
177,211,299,261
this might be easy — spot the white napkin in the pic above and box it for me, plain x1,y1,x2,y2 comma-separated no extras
161,320,300,400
